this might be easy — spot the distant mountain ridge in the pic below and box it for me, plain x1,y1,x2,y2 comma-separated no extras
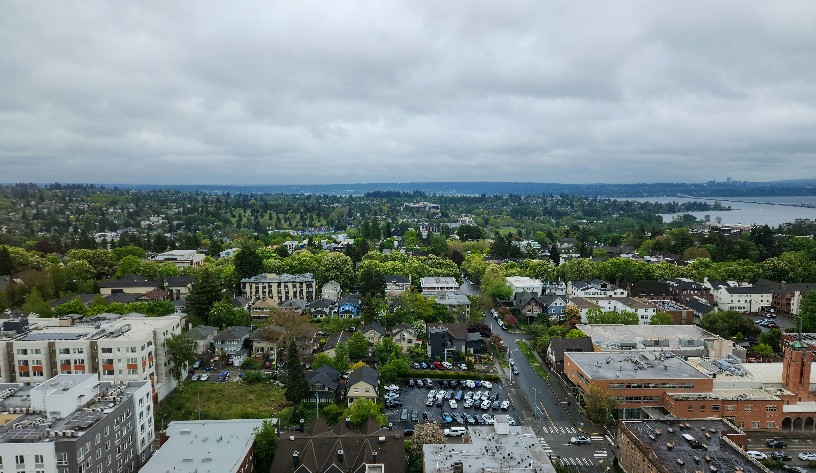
95,180,816,197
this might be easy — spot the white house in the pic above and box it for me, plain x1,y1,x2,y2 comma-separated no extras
714,286,772,313
506,276,544,296
420,277,459,296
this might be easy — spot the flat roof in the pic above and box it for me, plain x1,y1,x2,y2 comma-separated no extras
422,425,555,473
619,419,766,473
140,419,266,473
566,351,710,381
577,324,727,351
667,388,787,401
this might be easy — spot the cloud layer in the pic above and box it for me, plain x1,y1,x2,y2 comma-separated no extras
1,1,815,185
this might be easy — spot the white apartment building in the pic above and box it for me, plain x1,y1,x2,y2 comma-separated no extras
420,277,459,296
589,297,658,325
714,286,772,313
3,314,184,402
506,276,544,296
240,273,317,303
568,280,627,298
149,249,205,268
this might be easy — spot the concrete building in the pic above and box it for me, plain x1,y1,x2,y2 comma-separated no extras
1,313,184,401
420,277,459,296
432,292,471,320
505,276,544,296
240,273,317,303
423,424,556,473
141,419,265,473
713,286,772,313
568,280,626,298
563,351,714,419
588,297,657,325
648,300,696,325
0,373,153,473
149,249,205,268
615,419,767,473
577,324,742,360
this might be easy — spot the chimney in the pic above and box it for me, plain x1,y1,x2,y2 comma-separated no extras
293,451,300,466
337,449,345,463
299,419,305,433
453,461,464,473
372,451,378,463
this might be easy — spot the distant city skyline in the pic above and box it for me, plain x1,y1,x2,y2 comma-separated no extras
1,1,815,185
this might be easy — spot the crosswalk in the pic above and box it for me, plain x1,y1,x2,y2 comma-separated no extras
538,437,553,454
555,457,596,466
538,425,578,434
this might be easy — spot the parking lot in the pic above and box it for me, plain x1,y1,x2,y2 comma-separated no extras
385,377,517,430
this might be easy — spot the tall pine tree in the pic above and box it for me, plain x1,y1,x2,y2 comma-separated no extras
185,267,222,325
0,246,12,275
284,338,310,403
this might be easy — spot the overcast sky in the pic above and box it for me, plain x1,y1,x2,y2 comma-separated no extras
1,1,815,185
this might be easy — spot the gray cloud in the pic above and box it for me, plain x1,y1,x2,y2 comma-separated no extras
1,1,815,185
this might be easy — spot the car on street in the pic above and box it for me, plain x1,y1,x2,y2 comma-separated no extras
482,381,493,389
384,384,400,391
482,414,495,425
512,366,520,376
459,363,468,370
198,373,209,381
799,452,816,461
505,415,516,425
570,436,591,445
767,439,787,448
509,358,515,366
424,397,434,406
500,400,510,410
782,466,807,473
746,451,767,460
192,360,201,369
771,451,791,461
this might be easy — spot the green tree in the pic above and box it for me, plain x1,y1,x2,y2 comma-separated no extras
357,261,385,299
208,300,242,329
699,310,760,339
185,267,222,325
373,337,401,364
253,419,278,473
346,398,386,426
0,246,13,275
165,334,197,384
312,353,334,370
801,291,816,333
53,298,88,317
753,343,774,358
284,338,310,403
111,245,146,261
481,264,512,300
565,329,588,338
317,252,354,289
347,332,369,360
379,355,410,385
585,309,639,325
403,230,420,249
759,328,782,353
649,312,674,325
584,383,618,425
21,288,52,317
331,342,350,372
233,242,263,281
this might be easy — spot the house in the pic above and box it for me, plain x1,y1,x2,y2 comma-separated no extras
249,325,286,362
250,298,277,318
270,418,406,473
321,280,342,302
337,295,361,318
186,325,218,354
135,288,170,301
279,298,308,314
232,348,250,367
164,276,193,300
322,332,350,358
309,298,336,318
391,324,418,352
97,274,160,296
514,291,567,322
506,276,544,296
433,292,471,320
466,332,487,355
546,337,594,373
714,285,772,313
213,326,252,355
385,274,411,296
420,276,459,296
360,322,386,345
346,365,379,406
149,249,206,268
307,365,341,402
230,295,250,310
629,280,672,300
754,279,816,315
567,280,627,298
49,293,97,308
426,323,468,360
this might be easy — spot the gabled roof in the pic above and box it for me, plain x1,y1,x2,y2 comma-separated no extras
280,299,308,311
137,288,169,300
164,276,194,287
231,296,249,307
427,322,468,340
338,295,361,306
631,280,671,297
213,326,252,342
323,332,350,351
722,286,771,295
308,365,340,390
360,322,386,336
249,325,286,341
252,298,277,309
98,274,159,288
186,325,218,340
391,323,415,335
104,293,140,304
49,294,97,308
347,365,378,387
384,274,410,284
310,299,336,309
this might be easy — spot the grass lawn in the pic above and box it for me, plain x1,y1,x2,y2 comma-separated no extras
155,381,287,424
516,339,548,380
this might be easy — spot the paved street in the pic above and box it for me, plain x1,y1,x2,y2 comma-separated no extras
483,308,613,472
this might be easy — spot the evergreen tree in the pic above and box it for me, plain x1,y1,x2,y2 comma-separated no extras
0,246,12,275
549,243,561,266
185,267,222,325
284,338,310,403
233,242,263,281
22,288,52,317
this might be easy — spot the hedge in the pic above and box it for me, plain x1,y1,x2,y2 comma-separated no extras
405,370,500,382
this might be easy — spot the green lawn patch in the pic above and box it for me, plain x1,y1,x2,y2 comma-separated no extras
155,380,286,425
516,339,548,380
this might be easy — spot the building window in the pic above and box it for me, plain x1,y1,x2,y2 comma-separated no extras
744,405,752,412
752,421,760,428
712,405,720,412
766,421,775,428
688,405,693,412
16,455,25,466
766,405,777,412
700,405,706,411
726,405,735,412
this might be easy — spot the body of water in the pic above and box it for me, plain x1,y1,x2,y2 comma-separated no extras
629,196,816,227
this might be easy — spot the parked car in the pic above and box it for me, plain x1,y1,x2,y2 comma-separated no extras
782,466,807,473
449,399,458,409
198,373,209,381
491,400,500,410
407,379,415,387
442,412,453,423
799,452,816,461
500,400,510,410
463,399,474,408
482,414,495,425
512,366,520,376
505,415,516,425
459,363,468,370
465,414,477,424
746,451,767,460
444,426,466,436
416,379,424,388
480,400,492,410
767,439,787,448
482,381,493,389
192,360,201,369
442,361,453,370
570,436,591,445
452,413,464,423
384,384,400,391
411,411,419,422
454,390,463,401
771,451,792,461
428,390,437,399
433,362,445,370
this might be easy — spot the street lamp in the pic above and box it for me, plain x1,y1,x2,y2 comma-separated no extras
161,414,167,432
533,387,538,419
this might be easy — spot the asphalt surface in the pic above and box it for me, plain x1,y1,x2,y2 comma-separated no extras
483,308,613,472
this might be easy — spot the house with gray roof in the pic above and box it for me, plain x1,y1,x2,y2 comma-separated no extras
360,321,386,345
346,365,379,406
213,326,252,355
546,337,594,373
186,325,218,354
307,365,341,402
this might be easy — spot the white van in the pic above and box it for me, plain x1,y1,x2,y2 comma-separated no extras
444,426,466,437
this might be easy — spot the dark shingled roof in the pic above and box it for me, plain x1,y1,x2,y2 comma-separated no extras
630,280,671,297
97,274,159,289
347,365,378,387
103,293,140,304
308,365,340,391
548,337,595,364
361,322,386,336
270,419,406,473
384,274,410,284
213,326,251,342
426,322,468,340
164,276,193,287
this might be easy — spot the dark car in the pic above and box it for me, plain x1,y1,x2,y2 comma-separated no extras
407,379,415,387
445,391,454,400
512,366,520,376
423,412,430,421
404,428,414,437
782,466,807,473
767,439,787,448
491,400,500,410
771,451,792,461
452,413,464,424
475,415,486,425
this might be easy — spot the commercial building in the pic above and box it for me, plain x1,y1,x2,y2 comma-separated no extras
713,286,772,313
615,419,768,473
141,419,265,473
0,313,184,402
589,297,657,325
505,276,544,296
568,280,626,298
240,273,317,303
420,277,459,296
577,324,742,360
647,300,696,325
148,250,205,269
563,351,714,419
0,373,153,473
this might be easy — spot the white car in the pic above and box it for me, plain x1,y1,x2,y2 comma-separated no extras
481,381,493,389
505,415,516,426
746,451,767,460
481,400,492,410
384,384,400,391
799,452,816,461
449,399,458,409
428,390,437,399
509,358,515,366
465,380,476,388
199,373,209,381
463,398,474,408
482,414,495,425
441,361,453,370
500,400,510,410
